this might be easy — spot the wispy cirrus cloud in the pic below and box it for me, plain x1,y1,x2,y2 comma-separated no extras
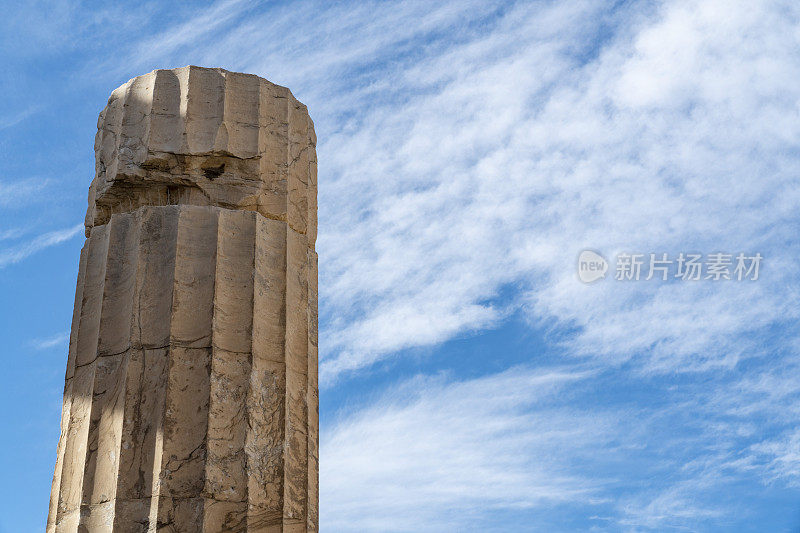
29,332,70,350
119,0,254,76
299,0,800,382
321,356,800,531
0,104,40,130
0,223,82,268
0,178,50,208
0,228,20,241
321,366,613,532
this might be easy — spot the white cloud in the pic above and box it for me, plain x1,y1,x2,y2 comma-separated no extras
303,0,800,382
619,479,724,530
0,223,82,268
0,178,50,208
122,0,252,74
30,332,70,350
321,355,800,531
0,228,20,241
750,429,800,485
321,366,613,531
0,104,40,130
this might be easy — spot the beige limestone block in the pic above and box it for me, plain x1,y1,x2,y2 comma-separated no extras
85,66,316,240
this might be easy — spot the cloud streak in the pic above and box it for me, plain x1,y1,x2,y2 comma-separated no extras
0,178,50,208
29,332,70,350
321,366,612,531
0,223,82,268
0,104,40,130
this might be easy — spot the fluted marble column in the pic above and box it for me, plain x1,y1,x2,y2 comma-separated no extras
47,66,318,532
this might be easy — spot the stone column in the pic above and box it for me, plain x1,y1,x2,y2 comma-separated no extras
47,66,318,532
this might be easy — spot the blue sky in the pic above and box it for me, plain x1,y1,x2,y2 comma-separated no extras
2,0,800,531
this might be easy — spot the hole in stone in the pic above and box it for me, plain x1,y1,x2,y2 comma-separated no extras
203,164,225,180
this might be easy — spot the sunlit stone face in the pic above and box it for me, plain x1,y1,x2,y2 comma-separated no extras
86,66,317,243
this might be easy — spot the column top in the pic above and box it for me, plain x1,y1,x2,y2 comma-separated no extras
87,66,317,241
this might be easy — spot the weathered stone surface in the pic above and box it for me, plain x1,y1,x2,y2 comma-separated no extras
85,66,316,239
48,67,318,532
